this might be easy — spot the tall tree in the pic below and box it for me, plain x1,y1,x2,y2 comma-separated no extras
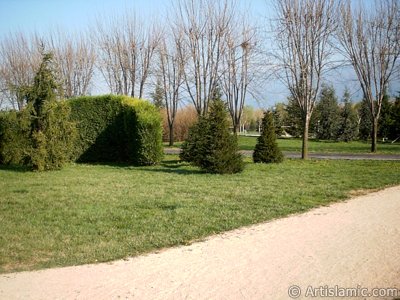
94,13,160,98
0,32,41,110
172,0,235,116
315,85,340,140
273,0,337,158
337,0,400,152
47,30,96,98
221,16,258,134
158,29,186,146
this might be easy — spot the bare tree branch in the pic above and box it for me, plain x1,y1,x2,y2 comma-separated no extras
273,0,337,159
172,0,236,116
47,29,96,98
0,32,41,110
93,12,161,98
337,0,400,152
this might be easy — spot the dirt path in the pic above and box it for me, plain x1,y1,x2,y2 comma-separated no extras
1,186,400,300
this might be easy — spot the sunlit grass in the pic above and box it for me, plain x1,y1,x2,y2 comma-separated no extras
0,156,399,273
239,136,400,154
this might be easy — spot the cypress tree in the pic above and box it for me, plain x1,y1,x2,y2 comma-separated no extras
253,111,283,163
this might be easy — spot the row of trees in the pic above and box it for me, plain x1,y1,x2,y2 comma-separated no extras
0,0,259,147
1,0,399,157
274,0,399,156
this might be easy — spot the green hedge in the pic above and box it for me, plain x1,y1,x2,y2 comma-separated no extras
68,95,163,165
0,109,32,166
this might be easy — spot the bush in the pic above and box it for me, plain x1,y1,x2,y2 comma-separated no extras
162,106,198,143
0,108,32,166
68,95,163,165
0,102,77,171
181,99,243,174
29,101,77,171
124,99,163,165
253,112,283,163
180,116,209,165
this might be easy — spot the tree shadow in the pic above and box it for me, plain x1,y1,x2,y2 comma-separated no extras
140,167,204,175
75,158,204,175
0,164,32,173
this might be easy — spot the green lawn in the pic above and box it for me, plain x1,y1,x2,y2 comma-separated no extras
1,157,399,273
239,136,400,154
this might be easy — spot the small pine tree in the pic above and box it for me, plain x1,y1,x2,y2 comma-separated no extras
378,93,393,140
358,98,372,141
179,116,209,166
315,85,340,140
337,90,359,142
389,94,400,140
253,111,283,163
151,78,165,109
285,97,303,137
181,99,243,174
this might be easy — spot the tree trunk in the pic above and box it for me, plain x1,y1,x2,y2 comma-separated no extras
371,117,378,153
233,122,239,135
302,117,309,159
168,123,174,147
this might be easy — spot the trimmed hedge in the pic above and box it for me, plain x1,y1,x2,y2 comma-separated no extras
0,109,32,166
68,95,163,165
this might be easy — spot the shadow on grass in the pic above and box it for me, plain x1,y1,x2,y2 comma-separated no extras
0,164,32,173
76,159,205,175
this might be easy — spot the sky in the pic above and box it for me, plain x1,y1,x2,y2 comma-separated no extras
0,0,398,107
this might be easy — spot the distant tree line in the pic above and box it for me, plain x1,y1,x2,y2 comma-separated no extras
272,86,400,142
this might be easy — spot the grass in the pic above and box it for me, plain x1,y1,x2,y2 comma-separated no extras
239,136,400,154
1,157,399,273
165,137,400,154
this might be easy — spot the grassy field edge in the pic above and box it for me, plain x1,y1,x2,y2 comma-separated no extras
1,157,399,273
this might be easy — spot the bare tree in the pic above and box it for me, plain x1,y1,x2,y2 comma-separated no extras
94,13,160,98
337,0,400,152
273,0,337,159
158,29,186,146
0,32,41,110
47,30,96,98
221,17,258,134
172,0,235,116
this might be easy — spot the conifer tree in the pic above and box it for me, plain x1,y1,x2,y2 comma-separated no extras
253,111,283,163
181,98,243,174
337,90,359,142
315,85,340,140
26,51,76,171
358,99,372,141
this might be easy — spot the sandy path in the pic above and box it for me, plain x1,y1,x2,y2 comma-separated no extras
1,186,400,300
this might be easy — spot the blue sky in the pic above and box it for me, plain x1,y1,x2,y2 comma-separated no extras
0,0,266,36
0,0,166,35
0,0,397,106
